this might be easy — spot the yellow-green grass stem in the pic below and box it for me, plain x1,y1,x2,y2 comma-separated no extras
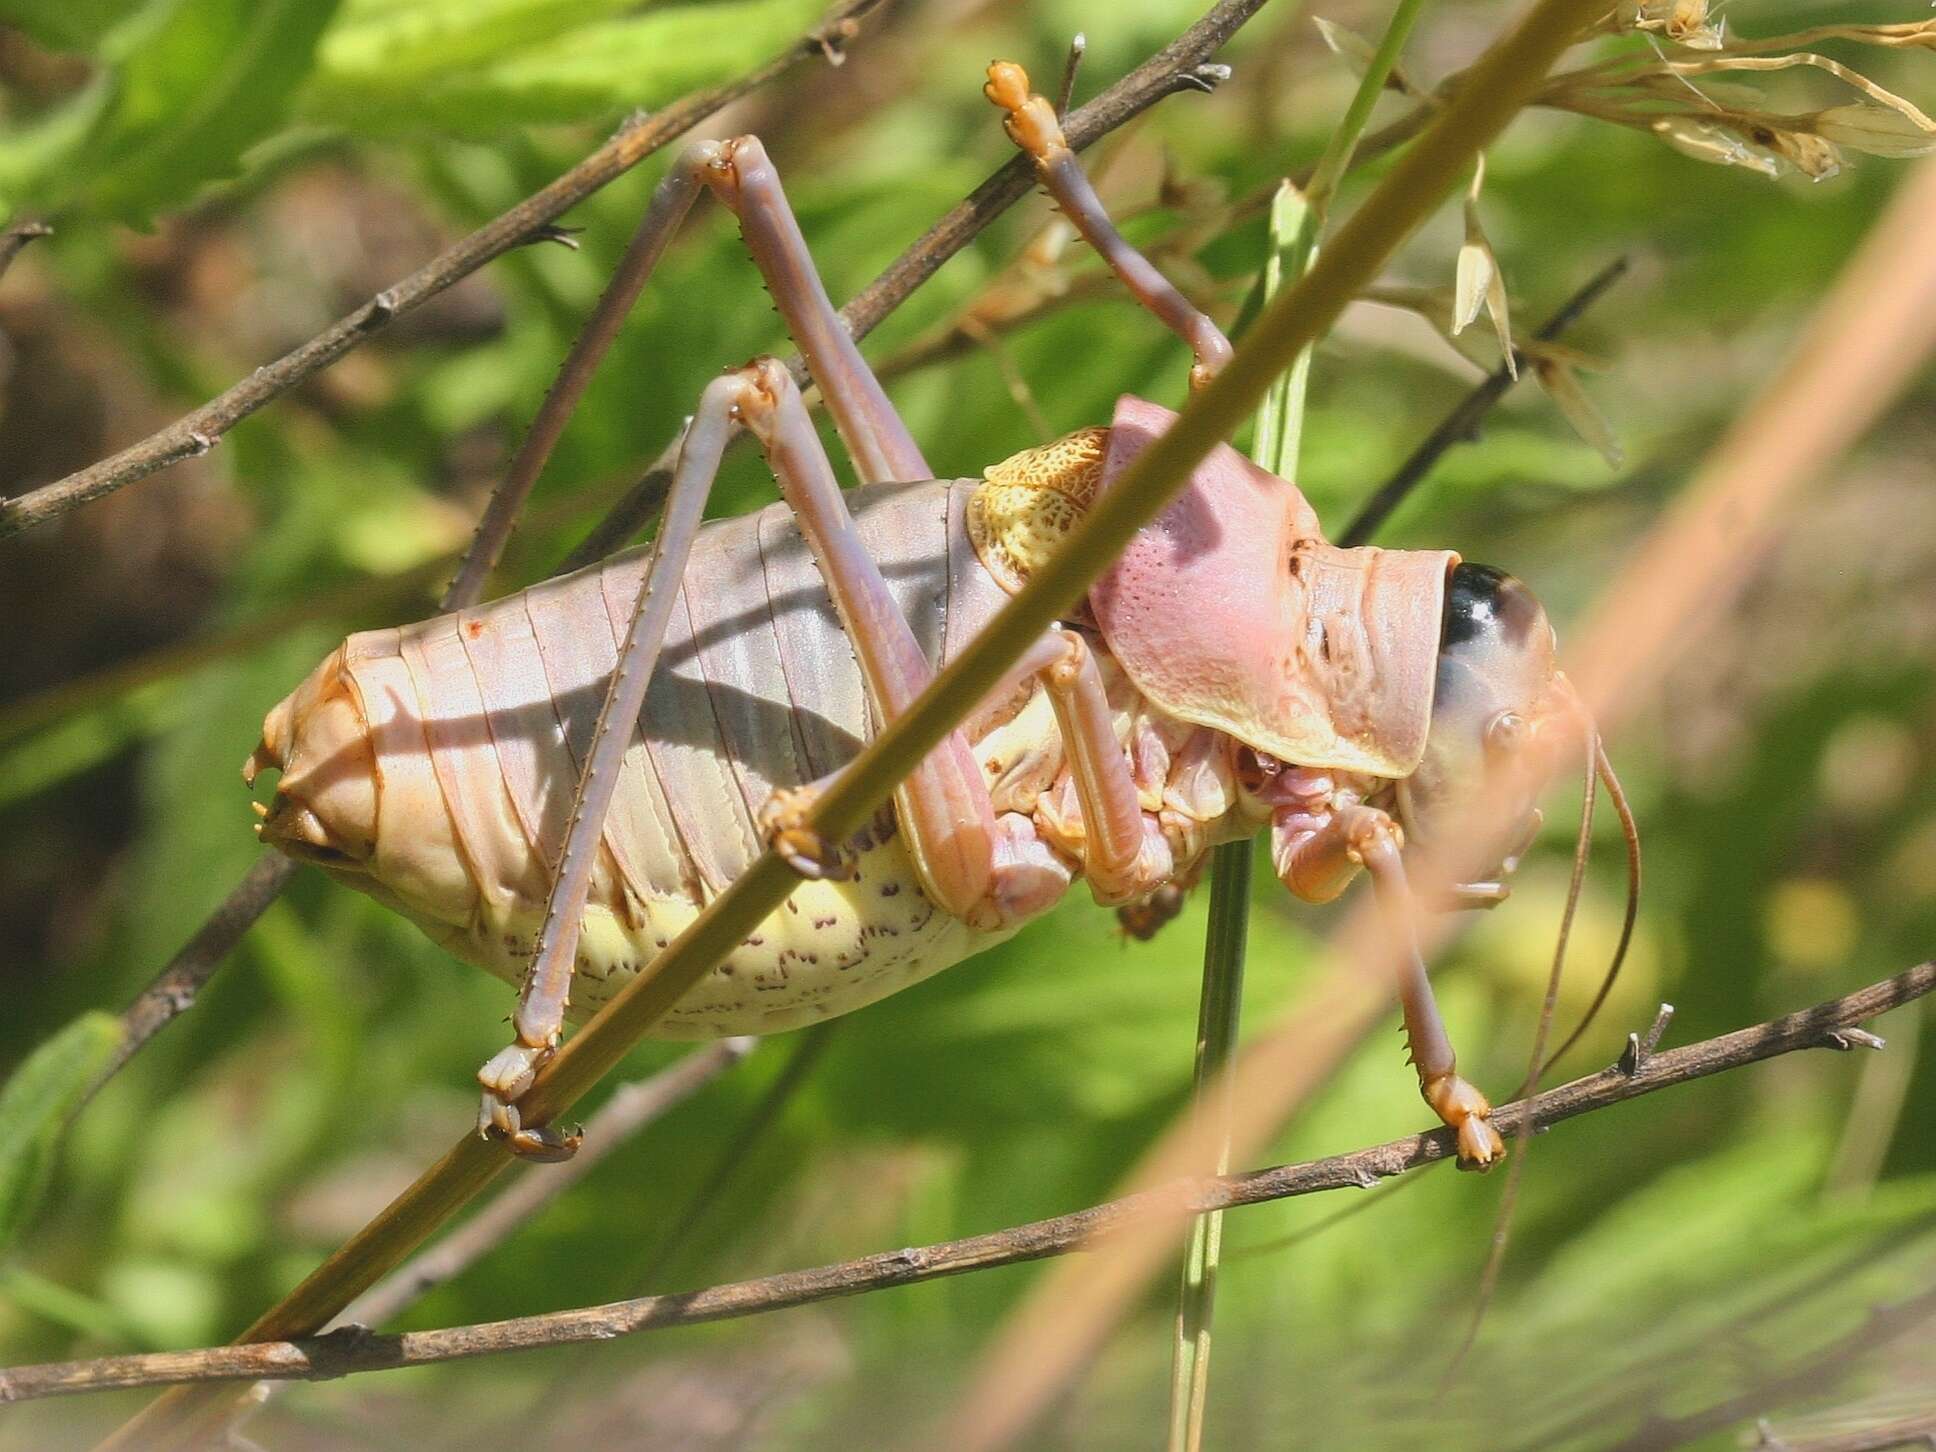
102,3,1615,1443
1167,173,1320,1452
1168,1,1434,1432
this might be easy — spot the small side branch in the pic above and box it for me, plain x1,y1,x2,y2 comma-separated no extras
0,219,52,283
10,963,1926,1404
1340,253,1630,546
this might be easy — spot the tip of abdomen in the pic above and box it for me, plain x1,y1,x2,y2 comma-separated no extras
245,646,379,871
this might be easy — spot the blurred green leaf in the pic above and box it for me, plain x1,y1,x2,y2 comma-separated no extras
0,1012,124,1252
319,0,637,83
307,0,823,136
0,0,144,54
0,0,341,224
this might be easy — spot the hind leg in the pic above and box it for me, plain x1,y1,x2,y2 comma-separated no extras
690,136,929,485
478,137,945,1155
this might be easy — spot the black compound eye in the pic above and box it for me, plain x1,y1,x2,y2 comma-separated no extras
1442,562,1540,653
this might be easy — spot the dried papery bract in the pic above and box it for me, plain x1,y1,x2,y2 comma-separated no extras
1313,14,1428,99
1608,0,1726,52
1525,339,1621,468
1453,157,1515,377
1541,22,1936,180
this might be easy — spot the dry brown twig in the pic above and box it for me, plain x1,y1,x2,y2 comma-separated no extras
3,961,1926,1404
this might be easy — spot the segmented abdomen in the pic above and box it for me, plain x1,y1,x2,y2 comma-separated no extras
338,478,1020,1036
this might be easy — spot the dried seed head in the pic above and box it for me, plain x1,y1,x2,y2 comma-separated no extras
1620,0,1726,51
1765,125,1844,181
1524,342,1622,469
1649,116,1795,179
1554,33,1936,185
1453,162,1516,378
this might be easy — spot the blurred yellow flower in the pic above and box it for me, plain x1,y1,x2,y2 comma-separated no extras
1764,879,1861,974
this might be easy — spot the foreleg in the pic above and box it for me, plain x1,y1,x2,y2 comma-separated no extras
1020,629,1172,904
1273,798,1506,1168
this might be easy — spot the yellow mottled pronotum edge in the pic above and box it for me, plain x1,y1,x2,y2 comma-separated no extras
100,3,1615,1445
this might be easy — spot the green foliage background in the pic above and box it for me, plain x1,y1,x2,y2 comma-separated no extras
0,0,1933,1447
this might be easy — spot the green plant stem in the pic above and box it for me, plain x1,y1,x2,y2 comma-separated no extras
1167,4,1432,1434
1274,0,1434,397
1249,182,1315,472
1165,840,1252,1452
99,2,1612,1443
1305,0,1434,211
1167,176,1315,1452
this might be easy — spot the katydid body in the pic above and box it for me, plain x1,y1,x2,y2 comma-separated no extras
249,469,1247,1039
247,61,1636,1169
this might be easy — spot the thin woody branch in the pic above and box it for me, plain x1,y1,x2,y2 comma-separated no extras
8,963,1926,1404
339,1039,754,1334
93,7,1617,1442
0,0,894,542
1340,253,1630,546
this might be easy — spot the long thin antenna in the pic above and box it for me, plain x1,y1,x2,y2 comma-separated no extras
1440,727,1601,1387
1540,736,1642,1076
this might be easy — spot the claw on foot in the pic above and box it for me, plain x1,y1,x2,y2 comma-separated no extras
1424,1072,1506,1170
477,1042,581,1161
758,785,859,880
1116,882,1188,942
507,1122,584,1162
